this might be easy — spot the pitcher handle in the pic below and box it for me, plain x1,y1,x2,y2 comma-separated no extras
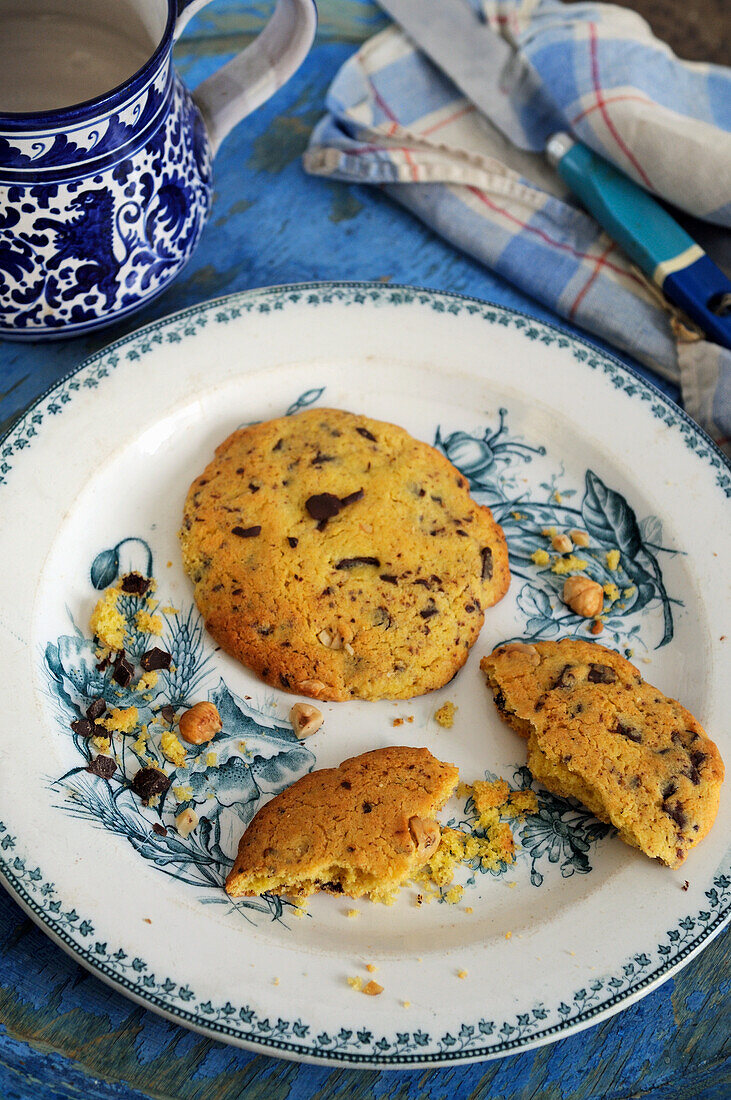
175,0,317,155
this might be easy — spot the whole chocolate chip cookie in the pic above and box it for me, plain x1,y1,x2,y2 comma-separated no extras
480,639,724,868
225,745,459,902
180,408,510,700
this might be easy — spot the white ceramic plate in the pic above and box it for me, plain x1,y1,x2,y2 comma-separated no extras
0,284,728,1068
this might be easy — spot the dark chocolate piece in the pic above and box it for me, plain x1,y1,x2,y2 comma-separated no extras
86,697,106,721
552,665,576,690
120,572,151,596
356,426,376,442
112,656,134,687
140,648,172,672
232,525,261,538
380,574,398,585
132,767,171,804
152,823,168,837
87,755,117,779
287,536,299,548
305,493,342,522
71,718,94,738
340,488,364,507
160,704,175,724
615,722,642,743
335,556,381,570
362,802,373,813
588,663,617,684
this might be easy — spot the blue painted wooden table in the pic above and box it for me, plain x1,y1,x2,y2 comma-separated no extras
0,3,728,1097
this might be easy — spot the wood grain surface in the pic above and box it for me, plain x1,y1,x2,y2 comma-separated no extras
0,3,728,1098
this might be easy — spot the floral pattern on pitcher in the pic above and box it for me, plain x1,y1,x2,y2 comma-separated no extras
0,71,212,335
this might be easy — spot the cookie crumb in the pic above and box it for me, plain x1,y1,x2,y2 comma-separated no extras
606,549,621,571
363,980,383,996
393,717,405,727
402,1001,411,1008
160,730,187,767
273,977,280,986
682,880,690,891
347,908,360,918
505,931,512,940
457,969,468,980
143,918,152,924
550,554,588,575
465,906,473,914
531,549,550,567
347,976,364,991
365,963,377,973
434,702,456,728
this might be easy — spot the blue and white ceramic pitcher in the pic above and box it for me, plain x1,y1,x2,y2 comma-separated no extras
0,0,316,339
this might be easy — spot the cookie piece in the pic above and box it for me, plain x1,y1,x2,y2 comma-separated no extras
180,408,509,700
480,640,724,868
225,746,459,902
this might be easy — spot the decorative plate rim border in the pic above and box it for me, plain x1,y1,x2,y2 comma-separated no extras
0,281,729,1067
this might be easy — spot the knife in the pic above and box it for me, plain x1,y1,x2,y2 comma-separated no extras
377,0,731,350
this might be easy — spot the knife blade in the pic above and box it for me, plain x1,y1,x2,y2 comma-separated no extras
376,0,547,152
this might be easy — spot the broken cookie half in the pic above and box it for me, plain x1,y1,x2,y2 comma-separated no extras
225,746,459,903
481,639,724,869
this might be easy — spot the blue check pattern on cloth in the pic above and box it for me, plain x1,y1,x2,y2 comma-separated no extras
304,0,731,455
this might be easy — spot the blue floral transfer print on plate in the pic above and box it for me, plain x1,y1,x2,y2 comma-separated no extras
44,539,315,926
435,409,682,651
448,767,614,889
42,388,680,919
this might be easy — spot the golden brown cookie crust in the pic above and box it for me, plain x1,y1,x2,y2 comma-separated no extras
481,639,724,869
180,408,509,700
225,746,459,901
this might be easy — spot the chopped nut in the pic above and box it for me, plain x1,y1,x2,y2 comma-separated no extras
562,575,604,618
296,679,328,698
175,808,198,837
570,529,590,547
178,701,222,745
590,619,604,635
551,533,573,554
363,980,383,996
409,815,441,857
289,702,323,739
317,629,334,648
498,642,540,665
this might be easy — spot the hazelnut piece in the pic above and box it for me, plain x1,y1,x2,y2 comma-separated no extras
551,533,573,554
178,701,222,745
499,642,540,665
562,575,604,618
296,679,328,698
176,808,199,837
289,702,324,739
409,815,441,857
570,530,590,547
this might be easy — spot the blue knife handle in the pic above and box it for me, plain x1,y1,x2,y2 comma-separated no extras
546,134,731,350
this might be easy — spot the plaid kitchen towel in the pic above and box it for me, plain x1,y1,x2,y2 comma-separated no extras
304,0,731,455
